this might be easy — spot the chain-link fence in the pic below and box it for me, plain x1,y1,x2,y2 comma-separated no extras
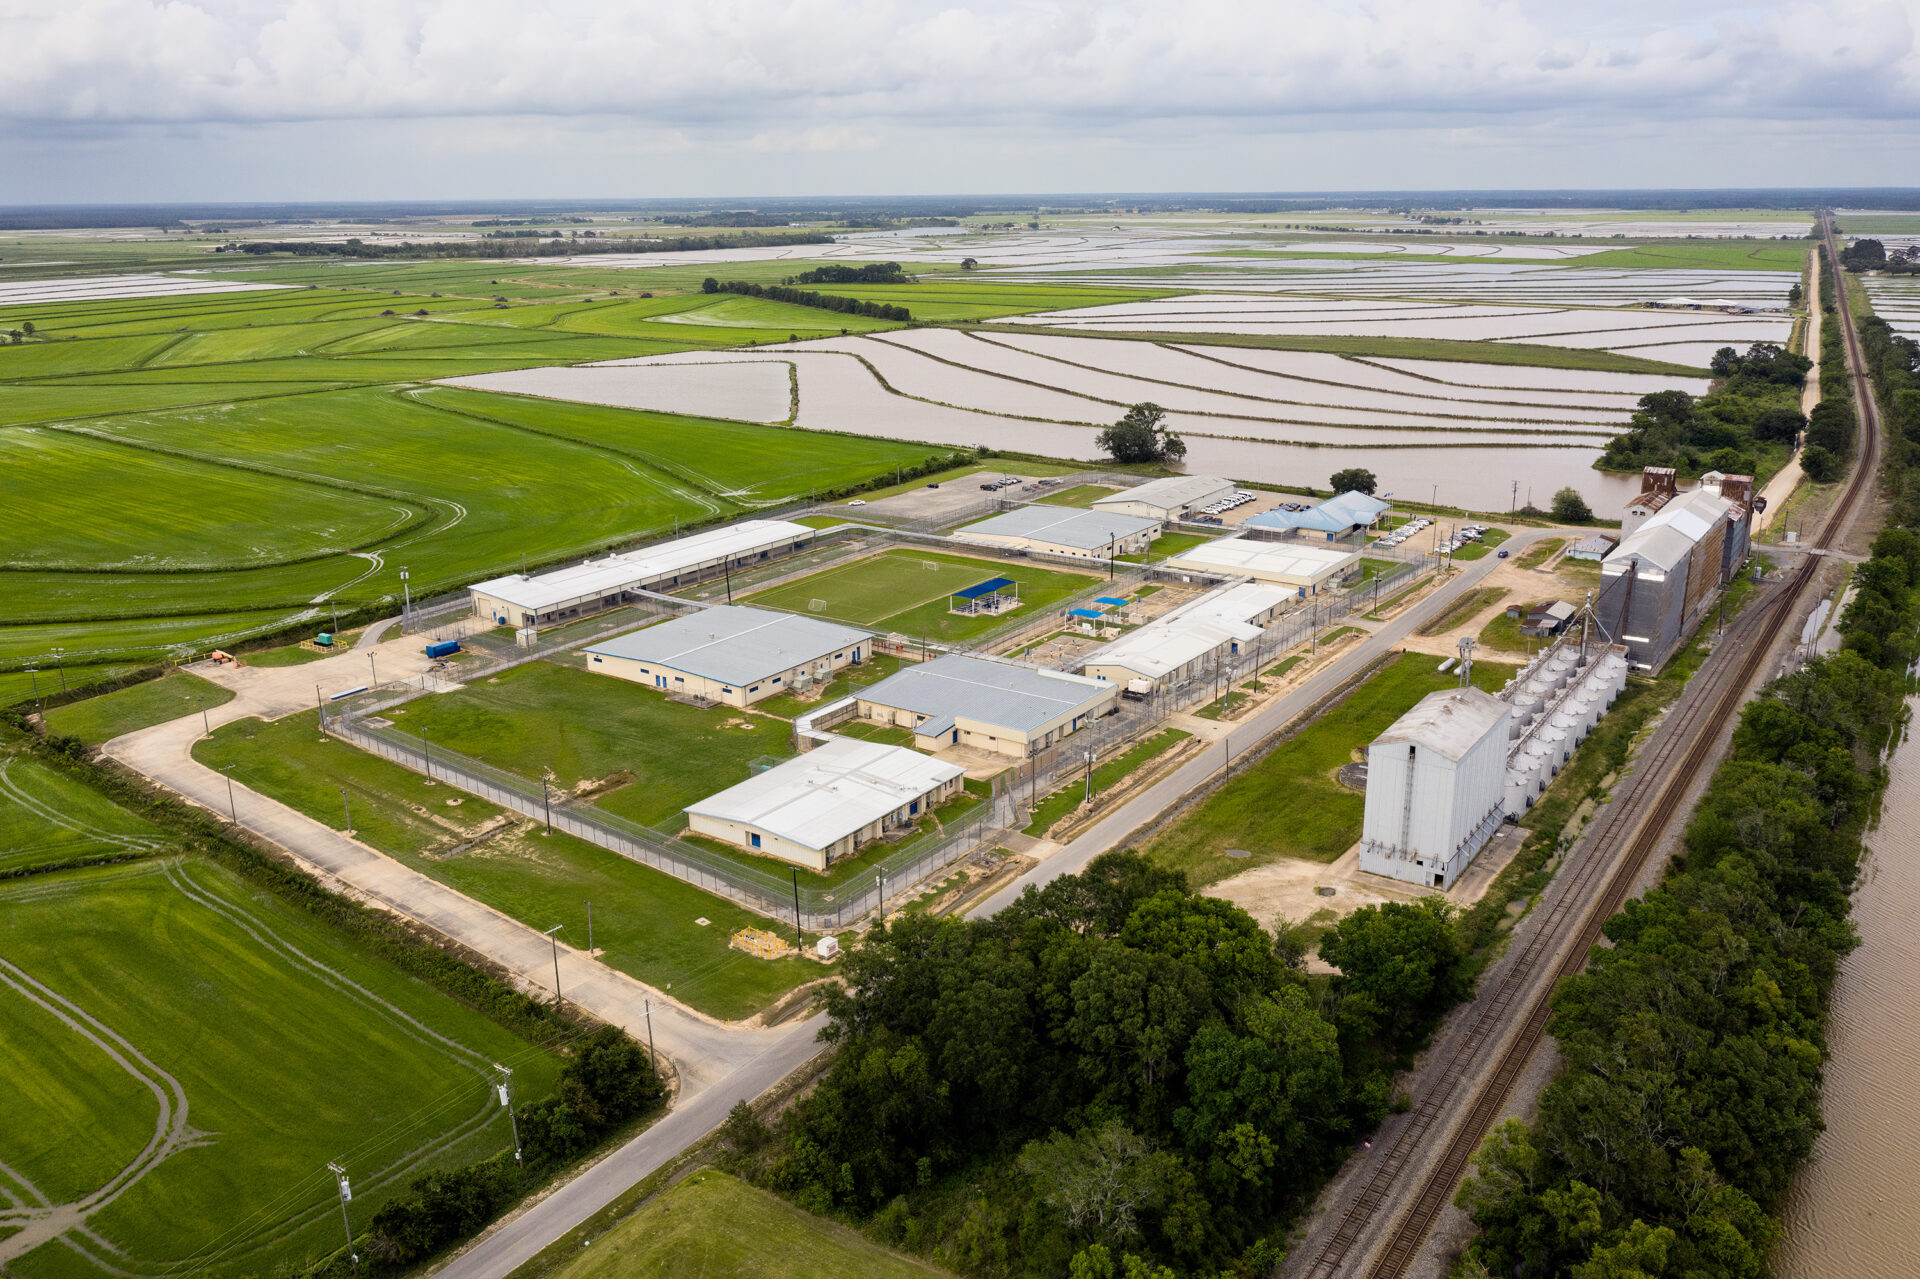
320,697,1018,931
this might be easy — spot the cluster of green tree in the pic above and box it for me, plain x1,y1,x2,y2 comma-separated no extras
700,277,911,321
721,851,1470,1277
1098,403,1187,465
1599,343,1809,478
1800,294,1860,483
5,318,38,344
1836,238,1920,272
471,216,591,227
359,1027,665,1270
218,230,832,259
1857,314,1920,524
1456,519,1920,1273
1328,467,1377,494
791,262,912,285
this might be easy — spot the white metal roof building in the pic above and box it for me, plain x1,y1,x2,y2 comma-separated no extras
583,606,871,708
855,653,1118,756
1078,581,1292,691
1359,688,1511,890
469,520,816,628
954,506,1160,559
1090,475,1237,522
684,737,966,871
1162,536,1359,593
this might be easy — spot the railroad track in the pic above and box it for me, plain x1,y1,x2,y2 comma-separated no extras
1299,217,1882,1279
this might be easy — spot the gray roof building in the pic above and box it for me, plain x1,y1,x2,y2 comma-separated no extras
855,653,1117,752
955,506,1160,555
585,606,869,687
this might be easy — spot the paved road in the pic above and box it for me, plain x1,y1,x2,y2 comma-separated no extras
971,528,1556,916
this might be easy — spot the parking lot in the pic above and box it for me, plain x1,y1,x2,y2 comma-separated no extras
840,472,1057,526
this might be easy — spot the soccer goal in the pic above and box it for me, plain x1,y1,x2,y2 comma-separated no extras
809,598,829,613
923,560,940,571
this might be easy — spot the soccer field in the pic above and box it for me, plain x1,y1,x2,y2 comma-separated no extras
743,549,1098,641
0,857,561,1278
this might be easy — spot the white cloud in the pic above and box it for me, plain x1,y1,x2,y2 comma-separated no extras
3,0,1917,129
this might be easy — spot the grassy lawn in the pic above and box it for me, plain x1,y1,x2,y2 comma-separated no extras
1025,729,1192,838
192,711,816,1018
1037,484,1121,508
791,515,856,530
389,661,793,828
755,653,903,719
1512,538,1565,571
239,637,347,666
546,1169,949,1279
43,670,235,744
0,753,168,875
0,856,561,1278
1358,557,1398,581
1266,654,1306,680
1134,530,1219,561
1416,586,1509,637
742,549,1097,643
835,720,916,747
1146,655,1515,886
1451,528,1511,562
1477,603,1551,654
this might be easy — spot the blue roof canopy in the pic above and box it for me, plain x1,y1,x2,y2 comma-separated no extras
1067,608,1105,619
1094,596,1129,606
953,576,1016,600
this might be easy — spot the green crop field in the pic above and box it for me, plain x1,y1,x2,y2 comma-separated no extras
0,754,170,876
743,549,1098,641
1147,654,1515,885
548,1169,950,1279
0,855,561,1278
0,273,973,695
191,709,816,1018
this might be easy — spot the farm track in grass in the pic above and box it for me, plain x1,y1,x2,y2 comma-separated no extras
0,278,954,683
0,855,564,1278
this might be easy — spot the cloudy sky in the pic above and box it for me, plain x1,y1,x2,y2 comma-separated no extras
2,0,1917,203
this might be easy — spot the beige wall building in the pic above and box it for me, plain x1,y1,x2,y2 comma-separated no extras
584,606,869,708
854,653,1118,757
684,737,966,871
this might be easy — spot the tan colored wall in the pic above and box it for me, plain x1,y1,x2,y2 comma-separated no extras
589,646,858,707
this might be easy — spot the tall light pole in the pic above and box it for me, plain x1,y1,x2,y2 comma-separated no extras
399,566,411,633
583,900,593,958
52,647,66,694
198,693,210,737
368,652,378,688
643,999,657,1071
25,667,40,716
341,788,353,834
223,765,238,825
492,1064,522,1162
545,924,564,1008
327,1162,357,1267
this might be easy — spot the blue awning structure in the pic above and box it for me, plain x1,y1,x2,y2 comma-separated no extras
1067,608,1105,620
1094,596,1129,607
953,576,1016,600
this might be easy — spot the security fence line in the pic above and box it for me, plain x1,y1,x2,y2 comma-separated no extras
319,702,1018,932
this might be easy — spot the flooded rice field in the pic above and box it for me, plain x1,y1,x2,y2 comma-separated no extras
0,272,293,305
1862,275,1920,340
1775,705,1920,1278
443,359,792,422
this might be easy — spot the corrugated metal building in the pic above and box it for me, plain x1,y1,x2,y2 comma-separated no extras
1595,483,1747,670
469,520,815,628
684,737,965,870
954,506,1160,559
854,653,1117,756
583,606,870,707
1091,475,1238,521
1359,688,1511,889
1161,536,1358,593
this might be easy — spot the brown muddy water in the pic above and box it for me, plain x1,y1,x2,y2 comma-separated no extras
1775,704,1920,1277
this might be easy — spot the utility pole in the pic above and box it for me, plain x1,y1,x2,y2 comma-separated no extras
583,899,593,958
341,789,352,834
544,924,565,1008
199,693,210,737
52,648,65,694
875,869,886,918
542,778,553,833
723,558,733,604
789,870,803,946
421,731,432,779
1084,745,1096,803
223,765,238,825
400,567,411,634
368,652,378,687
643,999,657,1069
25,667,40,716
492,1064,522,1162
1222,734,1232,780
327,1163,357,1267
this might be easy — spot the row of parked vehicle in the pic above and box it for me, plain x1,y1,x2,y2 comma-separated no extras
1188,490,1259,524
1374,516,1432,549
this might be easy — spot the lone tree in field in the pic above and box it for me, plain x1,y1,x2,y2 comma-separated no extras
1329,467,1377,495
1097,402,1186,465
961,257,978,270
1550,486,1594,524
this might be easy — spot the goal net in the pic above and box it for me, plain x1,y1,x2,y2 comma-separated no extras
809,598,829,613
923,560,940,571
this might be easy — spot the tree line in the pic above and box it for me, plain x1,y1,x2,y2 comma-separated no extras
791,262,911,285
700,277,911,321
219,230,832,259
719,852,1475,1276
1600,342,1810,479
1456,309,1920,1278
